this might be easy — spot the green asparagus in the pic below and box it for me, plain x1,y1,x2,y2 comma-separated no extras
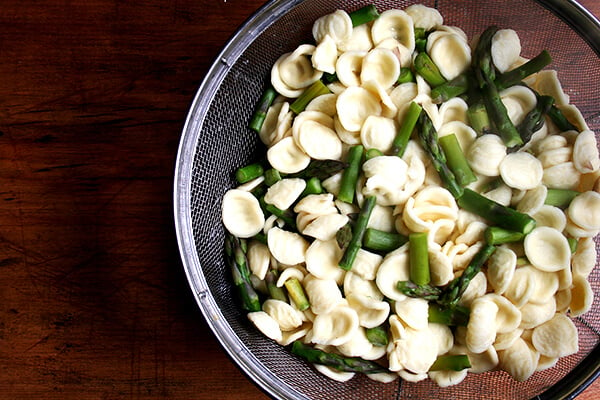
291,341,387,374
290,80,331,114
414,52,447,87
338,144,364,203
495,50,552,91
428,303,470,326
225,233,261,312
548,104,578,132
266,269,288,302
430,354,471,371
365,325,389,347
458,188,536,234
391,101,422,157
484,226,525,245
363,228,407,253
249,85,277,133
236,163,264,184
439,133,477,186
339,196,377,271
516,94,554,145
284,278,310,311
349,4,380,27
430,73,470,103
417,111,464,198
545,188,580,208
396,280,442,301
288,159,348,181
409,232,430,286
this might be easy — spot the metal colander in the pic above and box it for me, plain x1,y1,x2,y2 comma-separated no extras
174,0,600,398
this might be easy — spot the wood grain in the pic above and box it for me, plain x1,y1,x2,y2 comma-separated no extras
0,1,598,399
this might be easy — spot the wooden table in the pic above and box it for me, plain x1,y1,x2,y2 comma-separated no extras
0,1,598,399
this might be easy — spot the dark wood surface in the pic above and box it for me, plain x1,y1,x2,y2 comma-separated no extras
0,1,598,399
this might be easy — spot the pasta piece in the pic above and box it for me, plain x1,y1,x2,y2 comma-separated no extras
366,372,399,383
264,178,307,210
247,240,271,280
572,237,597,278
272,44,322,98
500,85,537,126
464,345,499,373
360,115,397,153
536,355,559,373
555,289,572,313
567,190,600,231
259,101,293,146
428,247,454,286
427,32,471,80
276,267,306,287
438,97,469,125
344,271,384,301
371,9,415,52
494,329,523,351
267,227,309,265
531,313,578,358
338,23,374,53
527,266,560,305
484,294,521,334
467,134,507,177
532,70,570,106
392,325,438,374
405,4,443,30
263,299,304,331
336,50,366,87
390,82,418,118
519,299,556,330
523,227,571,272
312,34,338,74
499,152,543,190
367,204,396,232
351,249,383,281
398,370,429,383
336,86,382,132
543,162,581,190
305,93,338,117
428,369,468,388
314,364,355,382
504,266,537,307
311,304,359,346
304,276,344,315
302,213,349,241
402,186,458,241
466,296,498,354
222,189,265,238
487,246,516,295
278,323,312,346
498,337,539,382
312,9,353,45
516,184,547,215
531,204,567,232
294,193,337,215
362,156,409,206
430,323,455,355
360,48,400,90
293,111,342,160
305,239,345,283
376,244,410,301
395,297,429,331
247,311,283,342
346,293,390,329
569,273,594,317
438,121,477,153
266,136,311,174
337,326,374,358
573,130,600,174
362,79,399,119
491,29,521,73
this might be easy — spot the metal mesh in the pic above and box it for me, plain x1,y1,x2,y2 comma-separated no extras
180,0,600,398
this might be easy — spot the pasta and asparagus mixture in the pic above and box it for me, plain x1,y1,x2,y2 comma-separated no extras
220,4,600,387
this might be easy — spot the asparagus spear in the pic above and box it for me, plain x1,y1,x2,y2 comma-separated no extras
365,325,389,347
301,176,323,197
288,159,348,181
409,232,430,286
249,85,277,133
458,188,536,234
349,4,380,27
516,94,554,145
290,80,331,114
236,162,264,184
225,233,262,312
397,67,414,84
473,26,523,148
396,280,442,301
339,196,377,271
439,244,496,307
363,228,407,252
284,278,310,311
336,222,353,251
430,354,471,371
428,303,470,326
291,341,388,374
265,269,288,302
365,148,383,160
417,111,464,198
547,104,578,132
264,168,282,186
545,188,579,208
414,52,447,87
439,133,477,186
338,144,364,204
391,101,422,157
484,226,525,245
430,73,470,103
467,100,492,135
494,50,552,91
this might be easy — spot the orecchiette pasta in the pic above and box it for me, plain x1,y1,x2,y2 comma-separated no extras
221,3,599,389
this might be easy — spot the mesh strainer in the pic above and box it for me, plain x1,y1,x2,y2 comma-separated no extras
174,0,600,398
